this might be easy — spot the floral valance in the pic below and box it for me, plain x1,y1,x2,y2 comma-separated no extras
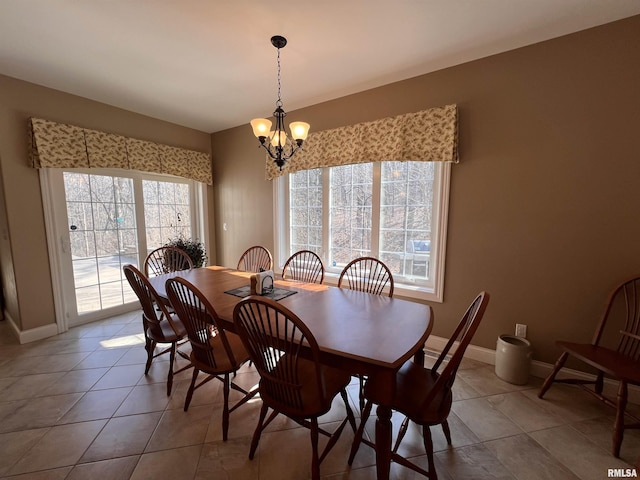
265,104,458,180
28,118,212,185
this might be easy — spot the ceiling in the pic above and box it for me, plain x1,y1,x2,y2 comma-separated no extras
1,1,639,133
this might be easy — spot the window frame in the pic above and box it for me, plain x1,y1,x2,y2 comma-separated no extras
274,161,451,302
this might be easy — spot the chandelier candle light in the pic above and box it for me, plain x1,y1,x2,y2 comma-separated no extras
250,35,310,170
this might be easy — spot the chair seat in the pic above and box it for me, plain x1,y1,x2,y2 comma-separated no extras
190,331,251,375
364,360,452,425
261,356,352,419
556,341,640,384
146,314,186,343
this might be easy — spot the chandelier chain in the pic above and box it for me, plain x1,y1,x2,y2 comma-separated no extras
276,47,282,108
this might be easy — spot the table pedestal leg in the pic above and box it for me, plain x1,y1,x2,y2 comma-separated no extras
375,404,392,480
413,347,425,366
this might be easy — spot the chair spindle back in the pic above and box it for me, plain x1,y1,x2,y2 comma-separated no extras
166,277,237,369
144,246,193,277
237,246,273,273
594,276,640,360
427,292,490,411
233,296,324,411
282,250,324,284
123,264,172,337
338,257,394,297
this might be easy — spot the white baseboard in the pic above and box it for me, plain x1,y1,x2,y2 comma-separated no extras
4,310,59,344
4,310,21,342
425,334,640,404
425,335,497,366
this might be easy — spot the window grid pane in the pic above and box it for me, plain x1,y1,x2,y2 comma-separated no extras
380,162,434,282
289,169,323,256
143,179,192,250
329,163,372,267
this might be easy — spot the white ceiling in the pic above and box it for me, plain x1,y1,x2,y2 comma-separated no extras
1,1,639,133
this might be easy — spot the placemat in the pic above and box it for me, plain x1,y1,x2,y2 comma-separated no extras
225,286,297,301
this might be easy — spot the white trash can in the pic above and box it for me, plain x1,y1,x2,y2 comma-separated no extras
495,335,532,385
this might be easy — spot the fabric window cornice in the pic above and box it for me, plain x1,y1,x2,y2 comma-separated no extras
85,129,128,169
29,118,88,169
29,118,212,185
265,104,458,180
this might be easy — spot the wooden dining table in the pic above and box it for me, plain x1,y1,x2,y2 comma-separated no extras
150,265,433,480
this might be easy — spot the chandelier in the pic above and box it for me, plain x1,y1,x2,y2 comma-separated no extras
250,35,310,170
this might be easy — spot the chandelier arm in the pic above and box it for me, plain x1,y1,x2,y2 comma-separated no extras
258,142,303,161
258,143,278,161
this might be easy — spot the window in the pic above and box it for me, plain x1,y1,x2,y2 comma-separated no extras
276,161,450,301
143,179,193,250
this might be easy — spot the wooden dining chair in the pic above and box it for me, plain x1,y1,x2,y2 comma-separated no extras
348,292,490,479
338,256,394,410
233,296,357,480
144,246,193,277
282,250,324,284
123,264,191,395
166,277,258,441
236,245,273,273
338,256,394,297
538,275,640,458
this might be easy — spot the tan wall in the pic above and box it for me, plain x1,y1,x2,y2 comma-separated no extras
0,74,213,333
211,16,640,364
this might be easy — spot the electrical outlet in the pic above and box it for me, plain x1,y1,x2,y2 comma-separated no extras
515,323,527,338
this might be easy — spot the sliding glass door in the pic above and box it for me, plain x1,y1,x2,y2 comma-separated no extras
42,168,204,328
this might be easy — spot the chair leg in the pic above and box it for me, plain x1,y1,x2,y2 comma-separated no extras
184,367,199,411
222,373,230,441
348,400,373,465
340,389,357,432
441,419,452,445
167,342,176,396
538,352,568,398
144,338,155,374
358,374,366,412
393,416,410,453
595,371,605,395
613,381,628,458
249,402,269,460
310,418,320,480
422,425,437,480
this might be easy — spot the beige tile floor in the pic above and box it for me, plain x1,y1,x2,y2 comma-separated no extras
0,311,638,479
